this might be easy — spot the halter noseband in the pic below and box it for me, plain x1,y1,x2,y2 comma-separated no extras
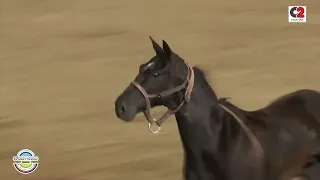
130,63,264,169
131,62,195,134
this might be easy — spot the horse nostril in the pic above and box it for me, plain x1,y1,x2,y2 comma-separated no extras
120,105,125,113
115,102,127,118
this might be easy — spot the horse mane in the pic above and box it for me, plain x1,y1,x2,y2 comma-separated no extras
218,97,233,105
193,66,267,127
194,66,266,123
192,66,211,82
192,66,215,89
192,66,235,103
192,66,248,112
192,66,218,99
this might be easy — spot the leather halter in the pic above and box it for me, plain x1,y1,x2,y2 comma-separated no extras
131,62,195,134
131,62,264,169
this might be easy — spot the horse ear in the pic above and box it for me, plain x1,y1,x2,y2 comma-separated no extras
149,36,164,56
162,40,172,57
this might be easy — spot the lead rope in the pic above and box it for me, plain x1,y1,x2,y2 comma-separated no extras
219,104,264,165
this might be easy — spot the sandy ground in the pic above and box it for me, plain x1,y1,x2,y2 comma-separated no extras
1,0,320,179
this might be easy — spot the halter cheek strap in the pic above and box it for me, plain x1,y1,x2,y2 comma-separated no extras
131,62,265,174
131,62,265,171
131,63,195,134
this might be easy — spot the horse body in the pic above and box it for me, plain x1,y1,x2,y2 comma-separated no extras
114,37,320,180
174,68,320,180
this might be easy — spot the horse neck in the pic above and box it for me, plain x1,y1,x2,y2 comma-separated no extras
174,83,220,148
174,69,222,148
173,71,244,179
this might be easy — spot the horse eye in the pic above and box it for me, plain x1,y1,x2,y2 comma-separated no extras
152,72,159,77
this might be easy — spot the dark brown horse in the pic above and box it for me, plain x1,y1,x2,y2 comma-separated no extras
114,37,320,180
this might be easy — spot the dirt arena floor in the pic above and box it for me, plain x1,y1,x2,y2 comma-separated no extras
1,0,320,179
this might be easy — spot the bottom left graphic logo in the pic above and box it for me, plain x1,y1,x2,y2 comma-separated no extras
13,149,39,174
